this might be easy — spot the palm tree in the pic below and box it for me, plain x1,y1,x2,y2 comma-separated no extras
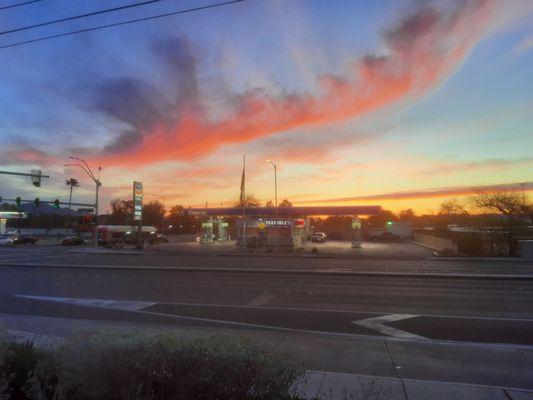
65,178,80,233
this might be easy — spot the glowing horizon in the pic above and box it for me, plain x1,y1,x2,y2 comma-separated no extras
1,0,532,214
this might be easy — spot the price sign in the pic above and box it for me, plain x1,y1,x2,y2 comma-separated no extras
133,181,143,221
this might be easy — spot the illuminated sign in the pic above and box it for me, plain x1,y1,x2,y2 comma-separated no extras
264,219,292,228
133,181,143,221
190,210,207,216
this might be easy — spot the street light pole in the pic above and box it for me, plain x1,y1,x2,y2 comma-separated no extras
267,160,278,220
65,156,102,248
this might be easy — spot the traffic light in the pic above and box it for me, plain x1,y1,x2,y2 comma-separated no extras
53,199,60,209
31,169,41,187
15,197,21,207
34,198,40,207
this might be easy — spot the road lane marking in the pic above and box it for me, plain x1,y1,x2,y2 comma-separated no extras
0,254,83,263
249,293,276,306
12,295,533,347
352,314,427,340
16,295,155,311
12,296,533,323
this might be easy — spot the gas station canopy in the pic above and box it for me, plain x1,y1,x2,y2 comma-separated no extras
187,205,381,217
0,211,27,219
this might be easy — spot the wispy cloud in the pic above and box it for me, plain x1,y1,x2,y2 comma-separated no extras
299,181,533,203
512,34,533,55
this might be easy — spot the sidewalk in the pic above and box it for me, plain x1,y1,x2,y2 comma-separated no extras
295,371,533,400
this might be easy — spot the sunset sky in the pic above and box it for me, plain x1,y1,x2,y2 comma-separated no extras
1,0,532,214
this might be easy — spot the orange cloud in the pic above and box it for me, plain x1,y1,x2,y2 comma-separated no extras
299,181,533,203
87,0,496,168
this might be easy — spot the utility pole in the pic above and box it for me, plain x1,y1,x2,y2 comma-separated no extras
65,157,101,248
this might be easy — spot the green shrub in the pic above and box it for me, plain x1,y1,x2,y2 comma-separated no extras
12,331,303,400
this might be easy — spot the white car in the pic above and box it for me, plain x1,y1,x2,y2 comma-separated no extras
312,232,327,243
0,234,16,246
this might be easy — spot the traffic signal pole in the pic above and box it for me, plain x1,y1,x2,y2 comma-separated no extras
65,157,102,248
0,198,94,208
0,170,50,186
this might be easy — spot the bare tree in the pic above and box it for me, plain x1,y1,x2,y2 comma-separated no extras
235,194,261,208
399,208,415,220
439,199,467,216
142,201,166,228
473,190,524,216
472,189,528,255
278,199,293,208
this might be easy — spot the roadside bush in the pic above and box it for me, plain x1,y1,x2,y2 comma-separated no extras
0,340,54,400
2,331,303,400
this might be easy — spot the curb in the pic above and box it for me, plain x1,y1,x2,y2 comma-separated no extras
430,256,533,262
151,248,430,261
67,249,143,255
151,248,532,262
300,370,533,398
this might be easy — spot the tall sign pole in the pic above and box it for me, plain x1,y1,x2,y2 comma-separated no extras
133,181,143,249
241,155,246,248
94,172,101,248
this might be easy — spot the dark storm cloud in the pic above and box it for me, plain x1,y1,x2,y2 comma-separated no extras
86,35,201,155
92,77,167,130
152,35,200,105
102,129,143,155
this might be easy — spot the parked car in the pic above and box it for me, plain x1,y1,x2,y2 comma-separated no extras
14,235,38,245
312,232,327,243
370,232,402,242
154,234,169,244
433,248,456,257
0,234,16,246
62,236,86,246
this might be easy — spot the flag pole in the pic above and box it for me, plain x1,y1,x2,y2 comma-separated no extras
242,154,246,248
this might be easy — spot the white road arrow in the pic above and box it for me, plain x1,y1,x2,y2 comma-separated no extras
16,295,155,311
352,314,427,340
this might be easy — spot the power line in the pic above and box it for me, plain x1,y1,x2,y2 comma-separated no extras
0,0,243,50
0,0,165,36
0,0,44,11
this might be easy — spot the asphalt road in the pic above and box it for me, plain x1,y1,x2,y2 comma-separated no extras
1,245,533,275
1,246,533,346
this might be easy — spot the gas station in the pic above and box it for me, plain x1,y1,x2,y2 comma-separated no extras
188,205,381,249
0,211,27,234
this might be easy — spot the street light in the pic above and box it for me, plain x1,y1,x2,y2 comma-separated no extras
65,156,102,247
266,160,278,220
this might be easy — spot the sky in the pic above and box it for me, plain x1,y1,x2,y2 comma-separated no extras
0,0,532,214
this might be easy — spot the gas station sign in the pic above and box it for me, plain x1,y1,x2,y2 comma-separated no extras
264,219,292,228
133,181,143,221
